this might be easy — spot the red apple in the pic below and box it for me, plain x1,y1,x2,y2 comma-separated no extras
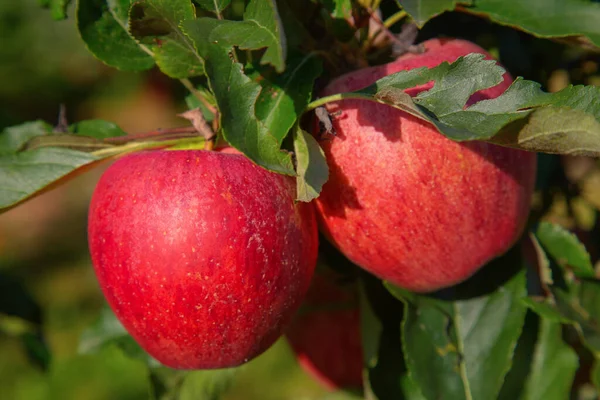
286,268,363,390
314,38,537,292
87,149,318,369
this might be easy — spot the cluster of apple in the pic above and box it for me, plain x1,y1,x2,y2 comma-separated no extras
87,38,536,388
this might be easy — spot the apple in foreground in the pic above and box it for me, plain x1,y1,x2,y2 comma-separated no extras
314,38,537,292
286,268,363,390
87,149,318,369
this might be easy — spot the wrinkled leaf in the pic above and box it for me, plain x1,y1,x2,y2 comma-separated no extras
205,0,287,72
183,18,295,174
293,127,328,202
463,0,600,48
386,252,527,400
77,0,155,71
521,319,578,400
130,0,204,78
351,55,600,155
536,221,595,278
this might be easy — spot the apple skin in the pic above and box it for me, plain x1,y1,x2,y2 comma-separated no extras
314,38,537,292
88,149,318,369
286,268,363,390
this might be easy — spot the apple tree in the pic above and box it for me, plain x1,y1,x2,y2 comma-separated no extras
3,0,600,399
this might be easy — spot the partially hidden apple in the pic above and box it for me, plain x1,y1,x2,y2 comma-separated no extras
88,149,318,369
286,268,363,390
314,38,537,292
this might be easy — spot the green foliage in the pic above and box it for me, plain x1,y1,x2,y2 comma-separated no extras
7,0,600,399
77,0,155,71
386,250,527,400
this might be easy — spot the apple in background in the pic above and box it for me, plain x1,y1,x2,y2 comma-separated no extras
87,149,318,369
286,267,363,390
314,38,537,292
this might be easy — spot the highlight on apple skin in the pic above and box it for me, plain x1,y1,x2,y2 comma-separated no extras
286,267,363,390
87,149,319,369
314,38,537,292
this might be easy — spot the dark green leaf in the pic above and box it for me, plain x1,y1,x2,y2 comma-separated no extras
194,0,231,13
70,119,128,139
386,255,527,400
359,273,425,400
38,0,72,20
243,0,286,71
521,297,574,324
204,0,287,72
77,0,155,71
463,0,600,48
0,271,51,370
293,127,328,202
79,304,160,367
535,221,595,278
396,0,461,28
183,19,295,174
521,319,578,400
130,0,205,78
256,53,322,143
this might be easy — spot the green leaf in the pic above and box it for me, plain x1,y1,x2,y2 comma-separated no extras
396,0,461,27
0,147,98,212
178,369,239,400
535,221,595,278
521,319,578,400
0,120,127,213
0,120,54,153
194,0,231,13
206,0,287,72
359,274,425,400
386,252,527,400
350,55,600,155
293,127,328,202
130,0,205,78
463,0,600,48
79,304,160,367
39,0,72,20
183,19,295,174
70,119,128,139
76,0,155,71
521,297,574,324
255,53,322,144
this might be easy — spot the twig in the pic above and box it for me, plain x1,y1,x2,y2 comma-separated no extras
179,78,218,115
103,127,199,144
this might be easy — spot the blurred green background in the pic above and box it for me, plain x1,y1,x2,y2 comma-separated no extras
0,1,330,399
